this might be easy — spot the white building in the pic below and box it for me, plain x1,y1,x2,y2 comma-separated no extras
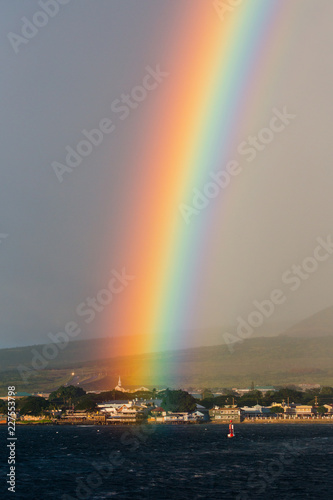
241,405,272,418
115,376,126,393
283,404,315,418
148,411,204,424
97,400,132,414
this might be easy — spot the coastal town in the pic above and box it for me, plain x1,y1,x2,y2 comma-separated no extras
1,378,333,426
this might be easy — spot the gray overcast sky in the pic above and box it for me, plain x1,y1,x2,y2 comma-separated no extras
1,1,333,349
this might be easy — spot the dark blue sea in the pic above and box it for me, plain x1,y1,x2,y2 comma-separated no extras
1,424,332,499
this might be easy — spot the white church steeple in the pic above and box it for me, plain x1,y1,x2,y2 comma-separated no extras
115,375,125,392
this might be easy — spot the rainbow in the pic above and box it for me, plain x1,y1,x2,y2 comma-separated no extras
103,0,298,383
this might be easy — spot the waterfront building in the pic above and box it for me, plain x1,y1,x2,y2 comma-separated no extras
106,405,145,424
96,399,148,424
148,411,204,424
60,410,106,424
241,404,271,418
62,410,89,421
209,406,242,423
97,400,131,413
324,404,333,415
283,404,315,418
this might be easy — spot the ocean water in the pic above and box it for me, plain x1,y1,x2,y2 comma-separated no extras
1,424,332,499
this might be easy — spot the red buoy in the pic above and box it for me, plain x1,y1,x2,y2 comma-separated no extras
227,419,235,438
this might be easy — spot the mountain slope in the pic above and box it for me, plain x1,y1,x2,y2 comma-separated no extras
1,335,332,394
283,306,333,338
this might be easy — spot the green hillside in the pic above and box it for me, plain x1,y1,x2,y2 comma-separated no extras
0,335,332,395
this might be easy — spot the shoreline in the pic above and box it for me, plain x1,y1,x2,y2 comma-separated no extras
240,419,333,424
1,419,333,426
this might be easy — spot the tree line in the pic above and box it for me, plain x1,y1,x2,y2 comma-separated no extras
1,385,332,417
